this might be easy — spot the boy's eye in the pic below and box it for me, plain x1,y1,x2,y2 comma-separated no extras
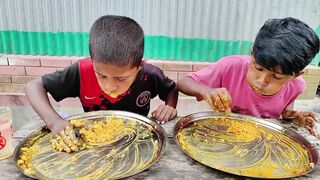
116,78,126,81
96,73,107,79
273,74,284,80
254,66,264,71
98,74,107,78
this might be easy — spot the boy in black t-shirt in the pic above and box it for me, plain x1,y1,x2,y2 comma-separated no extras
25,15,178,145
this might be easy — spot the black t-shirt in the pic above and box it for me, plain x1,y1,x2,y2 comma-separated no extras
42,60,176,116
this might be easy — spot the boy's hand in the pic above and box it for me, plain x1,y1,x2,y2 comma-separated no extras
49,119,80,152
282,110,318,136
201,87,232,113
151,104,177,124
49,118,68,138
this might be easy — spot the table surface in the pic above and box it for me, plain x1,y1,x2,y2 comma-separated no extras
1,97,320,179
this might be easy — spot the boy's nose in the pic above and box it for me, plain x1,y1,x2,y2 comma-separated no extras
105,84,117,92
256,73,268,86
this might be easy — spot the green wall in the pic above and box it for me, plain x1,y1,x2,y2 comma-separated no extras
0,30,319,65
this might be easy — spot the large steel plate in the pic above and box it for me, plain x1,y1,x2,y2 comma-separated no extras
174,111,318,179
14,110,167,179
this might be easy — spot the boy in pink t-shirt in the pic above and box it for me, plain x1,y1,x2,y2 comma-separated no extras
178,17,319,136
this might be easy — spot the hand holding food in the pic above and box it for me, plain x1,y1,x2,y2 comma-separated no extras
50,123,81,153
50,116,128,153
201,87,232,114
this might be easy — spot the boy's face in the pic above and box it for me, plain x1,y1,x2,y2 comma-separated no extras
246,55,299,96
92,61,142,97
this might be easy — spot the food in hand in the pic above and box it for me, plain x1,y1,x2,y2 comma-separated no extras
205,96,231,114
50,115,127,153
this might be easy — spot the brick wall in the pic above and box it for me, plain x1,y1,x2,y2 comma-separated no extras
300,65,320,99
0,55,319,99
0,55,80,93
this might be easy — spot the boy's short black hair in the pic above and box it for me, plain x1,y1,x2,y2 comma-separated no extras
89,15,144,67
253,17,319,75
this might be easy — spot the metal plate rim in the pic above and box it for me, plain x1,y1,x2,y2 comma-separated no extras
174,111,319,179
14,110,167,179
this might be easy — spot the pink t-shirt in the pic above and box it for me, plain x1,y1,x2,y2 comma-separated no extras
188,55,305,119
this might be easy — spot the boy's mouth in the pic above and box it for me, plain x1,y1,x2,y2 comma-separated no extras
108,92,118,98
102,90,119,98
252,85,263,93
252,85,272,96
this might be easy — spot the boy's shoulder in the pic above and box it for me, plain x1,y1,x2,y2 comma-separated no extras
213,55,250,71
218,55,250,64
142,63,163,74
140,63,175,82
287,76,306,91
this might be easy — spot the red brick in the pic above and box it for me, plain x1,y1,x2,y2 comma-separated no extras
41,56,84,61
70,56,86,61
72,59,80,64
192,62,211,71
178,71,189,80
26,67,57,76
0,75,11,83
0,57,8,65
164,71,178,82
298,90,317,99
0,93,83,107
0,66,26,75
40,56,69,61
8,58,40,66
146,59,164,69
40,59,72,67
302,75,320,84
305,83,319,91
4,54,41,59
0,83,25,93
163,61,193,71
11,75,39,83
305,65,320,75
71,56,86,64
56,67,66,71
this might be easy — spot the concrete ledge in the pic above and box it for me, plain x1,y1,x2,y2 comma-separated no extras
0,92,82,107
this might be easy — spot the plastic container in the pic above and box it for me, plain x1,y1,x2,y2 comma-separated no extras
0,107,13,160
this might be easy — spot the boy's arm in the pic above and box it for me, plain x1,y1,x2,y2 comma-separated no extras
177,76,205,100
25,78,67,136
282,102,318,136
177,76,225,101
165,87,178,108
177,76,232,113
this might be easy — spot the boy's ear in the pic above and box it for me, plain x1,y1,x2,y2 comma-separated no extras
137,60,145,70
140,60,146,66
294,71,305,78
